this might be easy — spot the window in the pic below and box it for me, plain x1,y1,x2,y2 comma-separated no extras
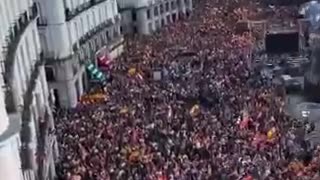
120,26,123,34
185,0,190,6
72,64,77,76
155,20,161,29
114,26,119,37
171,1,176,10
99,8,103,23
45,66,55,82
177,0,181,7
172,13,177,22
106,30,111,40
166,15,171,23
32,30,38,53
95,38,100,48
74,22,79,41
160,4,164,14
133,26,138,33
105,5,108,18
148,23,153,32
154,6,159,16
90,41,95,51
80,18,84,35
92,11,97,27
165,2,169,12
132,11,137,21
161,18,165,26
147,9,151,19
86,14,91,29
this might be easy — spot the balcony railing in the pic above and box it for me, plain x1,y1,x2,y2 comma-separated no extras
20,54,45,170
65,0,106,21
2,3,39,113
78,19,115,48
44,17,122,65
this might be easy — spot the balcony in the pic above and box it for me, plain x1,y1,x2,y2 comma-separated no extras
44,17,122,65
2,3,39,113
65,0,106,21
77,18,115,48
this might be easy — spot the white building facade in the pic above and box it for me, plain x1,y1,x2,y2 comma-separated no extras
119,0,193,34
0,0,57,180
37,0,124,108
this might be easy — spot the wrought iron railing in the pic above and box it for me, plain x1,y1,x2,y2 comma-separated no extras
2,3,39,113
65,0,106,21
44,17,122,65
76,18,115,48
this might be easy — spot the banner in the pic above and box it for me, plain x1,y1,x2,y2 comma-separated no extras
96,46,113,68
86,63,106,82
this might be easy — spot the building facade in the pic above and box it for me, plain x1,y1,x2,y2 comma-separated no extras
119,0,193,34
0,0,58,180
37,0,124,108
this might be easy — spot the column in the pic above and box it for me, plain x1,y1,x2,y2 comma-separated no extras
77,75,84,97
0,141,23,180
57,80,77,108
39,66,49,104
55,60,78,108
187,0,193,10
136,8,149,34
179,0,186,14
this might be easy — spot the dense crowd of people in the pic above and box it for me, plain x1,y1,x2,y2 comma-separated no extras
55,0,320,179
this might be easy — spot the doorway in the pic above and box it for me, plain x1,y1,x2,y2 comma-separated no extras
53,89,60,108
